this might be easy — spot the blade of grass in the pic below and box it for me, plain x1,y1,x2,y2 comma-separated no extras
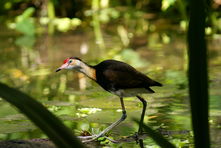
187,0,210,147
135,120,176,148
0,82,84,148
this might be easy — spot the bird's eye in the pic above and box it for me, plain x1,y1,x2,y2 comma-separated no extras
69,60,72,63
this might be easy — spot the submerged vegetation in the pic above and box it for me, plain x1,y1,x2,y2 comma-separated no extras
0,0,221,147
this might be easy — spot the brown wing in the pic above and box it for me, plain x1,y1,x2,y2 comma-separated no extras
94,60,162,91
103,69,143,88
102,61,154,89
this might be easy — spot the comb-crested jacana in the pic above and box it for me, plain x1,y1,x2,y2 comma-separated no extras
56,57,162,142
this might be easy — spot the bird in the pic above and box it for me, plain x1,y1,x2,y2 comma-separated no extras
55,57,162,142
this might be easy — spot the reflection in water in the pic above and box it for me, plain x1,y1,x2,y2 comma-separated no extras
0,28,220,147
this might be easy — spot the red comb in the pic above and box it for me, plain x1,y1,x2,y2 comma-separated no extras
63,58,69,64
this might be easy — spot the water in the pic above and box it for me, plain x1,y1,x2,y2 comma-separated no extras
0,26,220,147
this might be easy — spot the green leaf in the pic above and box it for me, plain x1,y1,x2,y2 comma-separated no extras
14,7,36,36
0,82,84,148
15,18,35,36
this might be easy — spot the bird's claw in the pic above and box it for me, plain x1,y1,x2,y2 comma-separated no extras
78,134,119,143
78,135,96,140
78,134,104,143
134,132,142,144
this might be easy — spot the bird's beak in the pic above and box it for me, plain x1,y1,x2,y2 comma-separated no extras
55,63,68,72
55,68,61,72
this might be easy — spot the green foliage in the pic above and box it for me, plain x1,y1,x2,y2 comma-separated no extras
14,7,36,36
171,138,190,147
53,18,81,32
162,0,176,11
7,7,36,48
85,7,120,23
0,82,84,148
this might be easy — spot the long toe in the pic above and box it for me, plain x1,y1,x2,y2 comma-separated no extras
82,135,101,143
78,135,97,140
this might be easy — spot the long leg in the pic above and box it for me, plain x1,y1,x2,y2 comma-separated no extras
82,97,127,143
136,95,147,148
136,95,147,134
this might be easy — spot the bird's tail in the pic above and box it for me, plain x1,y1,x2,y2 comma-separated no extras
152,81,162,87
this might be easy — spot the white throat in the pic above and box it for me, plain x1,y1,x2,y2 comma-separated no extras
75,61,96,81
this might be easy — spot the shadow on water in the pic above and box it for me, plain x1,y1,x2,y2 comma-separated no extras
0,26,221,147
